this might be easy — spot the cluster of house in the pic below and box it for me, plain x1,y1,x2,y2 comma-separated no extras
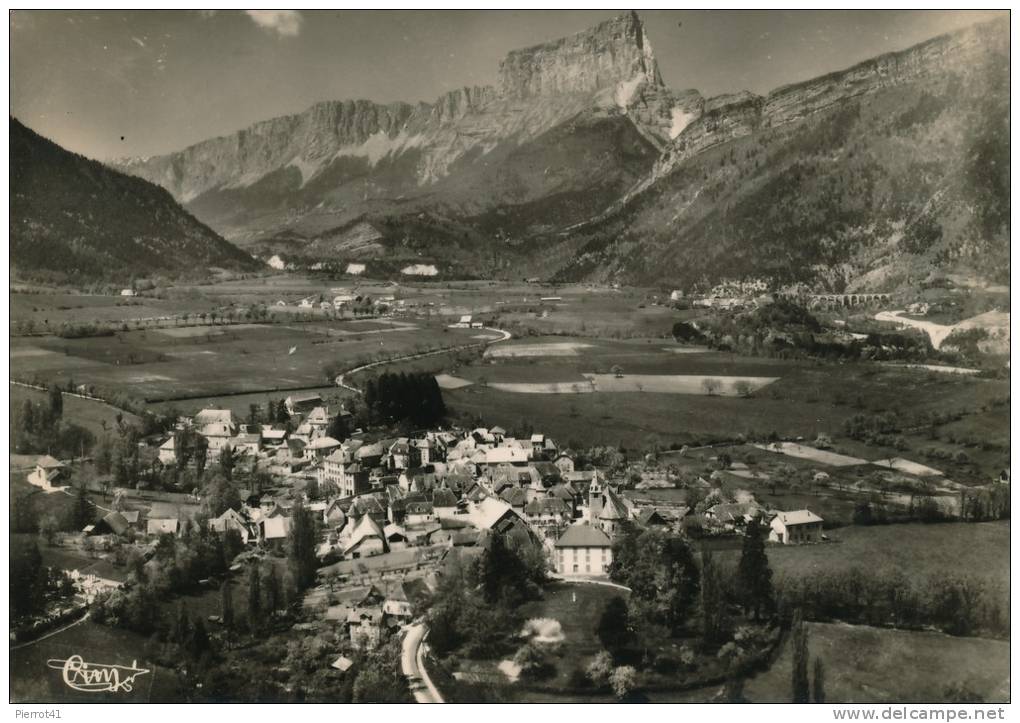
295,289,397,312
158,393,350,476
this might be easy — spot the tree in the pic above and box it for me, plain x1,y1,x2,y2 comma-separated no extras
48,385,64,419
326,414,349,442
219,444,236,481
702,378,722,396
247,403,261,429
39,514,60,546
220,579,234,630
66,483,94,531
609,527,700,633
586,650,614,687
172,601,192,647
611,365,624,378
247,563,262,628
287,502,319,591
791,610,810,703
736,518,774,620
204,475,240,517
264,564,281,614
596,596,630,658
700,551,730,646
813,657,826,704
610,665,638,700
733,380,754,398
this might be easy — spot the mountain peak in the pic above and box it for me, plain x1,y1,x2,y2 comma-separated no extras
498,11,663,101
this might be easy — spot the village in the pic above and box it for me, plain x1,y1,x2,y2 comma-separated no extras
18,384,837,655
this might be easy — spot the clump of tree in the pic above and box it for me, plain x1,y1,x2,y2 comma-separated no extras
777,567,1007,639
608,524,701,635
426,534,547,660
11,386,95,459
10,542,75,622
363,372,446,428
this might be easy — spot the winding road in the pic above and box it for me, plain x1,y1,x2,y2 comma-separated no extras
336,326,511,395
401,622,444,703
874,310,956,349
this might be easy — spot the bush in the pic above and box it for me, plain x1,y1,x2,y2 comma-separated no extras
586,650,614,687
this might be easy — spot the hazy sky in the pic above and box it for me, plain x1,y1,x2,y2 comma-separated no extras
10,9,1005,161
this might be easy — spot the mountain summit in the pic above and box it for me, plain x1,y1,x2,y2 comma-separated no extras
112,13,1009,290
498,11,663,100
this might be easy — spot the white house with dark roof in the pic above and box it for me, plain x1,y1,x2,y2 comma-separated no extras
554,524,613,576
769,509,824,544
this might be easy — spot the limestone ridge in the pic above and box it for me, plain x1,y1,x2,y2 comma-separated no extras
641,18,1010,194
112,11,681,207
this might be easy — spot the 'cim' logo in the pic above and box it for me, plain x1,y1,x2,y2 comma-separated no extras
46,655,150,693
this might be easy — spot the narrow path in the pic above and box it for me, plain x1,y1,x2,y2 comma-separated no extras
336,326,511,395
11,611,90,650
401,622,444,703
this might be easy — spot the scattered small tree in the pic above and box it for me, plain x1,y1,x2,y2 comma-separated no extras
702,378,722,396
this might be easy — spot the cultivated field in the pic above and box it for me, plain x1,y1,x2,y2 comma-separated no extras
742,622,1010,703
9,317,478,411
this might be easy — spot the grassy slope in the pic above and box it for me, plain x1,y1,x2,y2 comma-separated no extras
743,621,1009,703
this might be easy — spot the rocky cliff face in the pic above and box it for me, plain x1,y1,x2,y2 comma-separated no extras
114,10,682,221
498,11,662,100
640,18,1009,192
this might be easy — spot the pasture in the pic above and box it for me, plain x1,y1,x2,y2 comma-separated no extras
742,622,1010,703
751,522,1009,588
9,318,478,407
10,384,142,437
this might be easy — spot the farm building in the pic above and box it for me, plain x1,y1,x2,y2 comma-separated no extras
769,510,824,544
286,393,324,416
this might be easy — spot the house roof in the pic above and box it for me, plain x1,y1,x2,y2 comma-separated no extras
468,497,518,530
485,447,530,465
147,518,179,535
598,490,630,521
331,656,355,672
36,454,64,469
774,509,824,526
101,511,131,536
431,488,458,508
499,487,528,507
158,438,176,451
288,393,323,405
555,524,612,548
636,508,667,526
263,515,292,540
344,514,385,554
309,436,342,450
194,409,233,426
525,497,570,516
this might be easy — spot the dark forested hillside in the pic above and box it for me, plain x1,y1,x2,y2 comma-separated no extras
10,118,262,284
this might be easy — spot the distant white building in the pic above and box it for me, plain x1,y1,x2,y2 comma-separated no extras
769,510,824,544
120,289,136,297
